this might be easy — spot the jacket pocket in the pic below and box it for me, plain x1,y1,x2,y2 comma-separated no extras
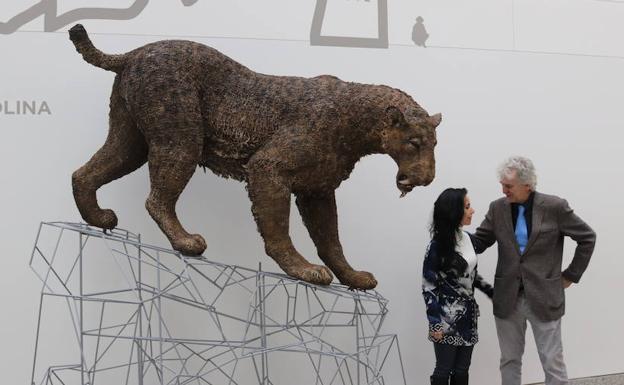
540,224,558,233
544,275,564,309
493,275,511,303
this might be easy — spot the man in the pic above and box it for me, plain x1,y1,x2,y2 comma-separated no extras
473,156,596,385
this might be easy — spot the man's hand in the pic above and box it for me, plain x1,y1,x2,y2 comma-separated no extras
430,330,444,341
562,277,573,289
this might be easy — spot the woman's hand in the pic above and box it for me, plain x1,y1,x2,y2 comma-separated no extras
430,330,444,341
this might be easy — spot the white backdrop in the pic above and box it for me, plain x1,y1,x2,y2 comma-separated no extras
1,1,623,384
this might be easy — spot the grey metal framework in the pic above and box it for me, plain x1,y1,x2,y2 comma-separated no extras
30,222,407,385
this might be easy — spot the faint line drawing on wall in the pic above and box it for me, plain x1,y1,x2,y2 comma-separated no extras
310,0,388,49
0,0,199,35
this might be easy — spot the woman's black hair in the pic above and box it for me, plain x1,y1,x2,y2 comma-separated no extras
429,187,468,272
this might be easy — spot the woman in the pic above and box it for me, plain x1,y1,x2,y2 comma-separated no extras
422,188,493,385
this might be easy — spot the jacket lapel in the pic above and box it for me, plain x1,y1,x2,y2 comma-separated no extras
524,192,545,254
501,199,519,253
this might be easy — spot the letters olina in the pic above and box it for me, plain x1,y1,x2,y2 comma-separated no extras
0,100,51,115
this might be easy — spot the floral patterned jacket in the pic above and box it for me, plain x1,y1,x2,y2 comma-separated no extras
422,233,493,346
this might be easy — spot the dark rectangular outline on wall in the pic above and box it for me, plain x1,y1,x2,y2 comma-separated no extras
310,0,388,49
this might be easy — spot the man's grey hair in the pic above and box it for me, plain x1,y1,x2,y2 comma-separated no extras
497,156,537,190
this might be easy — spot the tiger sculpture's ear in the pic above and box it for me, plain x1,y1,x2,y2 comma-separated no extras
428,113,442,128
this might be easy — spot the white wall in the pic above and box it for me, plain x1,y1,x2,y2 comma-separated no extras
1,1,623,384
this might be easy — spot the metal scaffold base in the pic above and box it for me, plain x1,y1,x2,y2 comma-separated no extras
30,222,407,385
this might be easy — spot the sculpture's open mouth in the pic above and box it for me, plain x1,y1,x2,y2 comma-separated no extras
397,180,416,198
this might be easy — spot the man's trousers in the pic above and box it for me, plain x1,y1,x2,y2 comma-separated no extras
495,292,568,385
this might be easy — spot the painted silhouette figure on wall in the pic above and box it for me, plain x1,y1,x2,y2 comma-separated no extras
411,16,429,47
0,0,199,34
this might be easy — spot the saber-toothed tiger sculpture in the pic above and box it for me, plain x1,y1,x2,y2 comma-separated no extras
69,24,440,290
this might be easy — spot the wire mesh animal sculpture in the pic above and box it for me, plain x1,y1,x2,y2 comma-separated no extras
69,24,441,289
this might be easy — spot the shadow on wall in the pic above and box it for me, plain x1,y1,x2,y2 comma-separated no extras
0,0,199,34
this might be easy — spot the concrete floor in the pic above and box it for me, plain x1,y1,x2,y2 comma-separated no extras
528,373,624,385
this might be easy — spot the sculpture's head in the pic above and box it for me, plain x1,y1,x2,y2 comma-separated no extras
380,107,441,197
